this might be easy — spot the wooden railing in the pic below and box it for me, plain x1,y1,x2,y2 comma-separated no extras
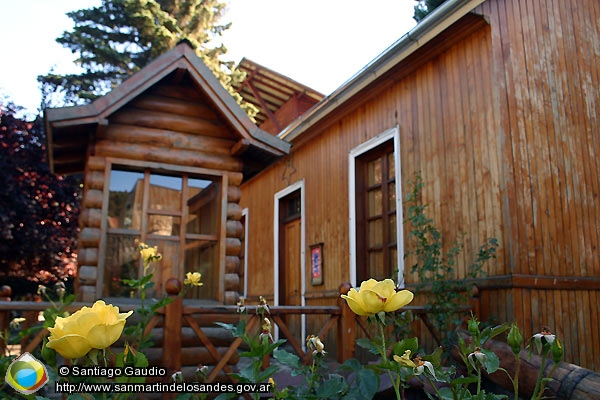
0,283,480,385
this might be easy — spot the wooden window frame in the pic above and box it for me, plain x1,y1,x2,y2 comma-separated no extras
348,127,405,287
355,141,396,283
99,158,227,301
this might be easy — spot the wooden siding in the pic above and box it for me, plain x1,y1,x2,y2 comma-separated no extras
478,0,600,370
241,0,600,370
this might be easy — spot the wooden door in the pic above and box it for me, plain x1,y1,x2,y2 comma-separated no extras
280,218,302,345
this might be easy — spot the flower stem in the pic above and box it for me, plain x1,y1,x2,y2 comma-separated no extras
513,355,521,400
476,363,481,394
378,322,402,400
531,352,547,400
421,374,445,400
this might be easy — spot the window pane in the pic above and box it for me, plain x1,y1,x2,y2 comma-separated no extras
146,239,179,298
185,240,217,300
389,246,398,277
186,182,219,235
367,189,382,217
387,152,395,177
388,182,396,211
108,170,144,230
389,213,396,242
104,234,139,297
147,215,180,236
368,219,383,247
368,250,384,280
149,174,182,212
367,159,382,186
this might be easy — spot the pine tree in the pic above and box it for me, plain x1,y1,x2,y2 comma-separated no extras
413,0,447,22
39,0,256,117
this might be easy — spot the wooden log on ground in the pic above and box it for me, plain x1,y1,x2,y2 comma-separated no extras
453,330,600,400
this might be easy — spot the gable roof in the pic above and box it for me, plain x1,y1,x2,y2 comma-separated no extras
233,58,324,130
279,0,486,143
45,41,290,176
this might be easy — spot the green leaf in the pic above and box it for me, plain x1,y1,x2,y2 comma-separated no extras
150,296,173,312
481,348,500,373
451,376,478,386
339,358,362,372
353,368,379,399
422,346,444,365
216,319,246,338
255,365,280,382
437,387,458,400
356,338,380,355
273,347,300,367
480,324,510,344
316,374,347,398
393,337,419,356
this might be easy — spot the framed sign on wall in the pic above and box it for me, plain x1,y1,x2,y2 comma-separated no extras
310,243,323,286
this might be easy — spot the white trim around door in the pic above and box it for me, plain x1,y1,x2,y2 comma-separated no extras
273,179,306,342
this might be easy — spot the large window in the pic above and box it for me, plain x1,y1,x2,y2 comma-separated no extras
355,140,399,284
104,167,221,300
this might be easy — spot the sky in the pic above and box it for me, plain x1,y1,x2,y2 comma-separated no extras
0,0,417,118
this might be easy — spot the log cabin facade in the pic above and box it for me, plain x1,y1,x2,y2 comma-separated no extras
45,42,290,305
239,0,600,370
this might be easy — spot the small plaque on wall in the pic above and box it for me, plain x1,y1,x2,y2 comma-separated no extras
310,243,323,286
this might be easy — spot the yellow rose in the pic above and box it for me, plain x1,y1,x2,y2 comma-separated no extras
139,243,162,269
184,272,203,287
340,278,414,316
46,300,133,359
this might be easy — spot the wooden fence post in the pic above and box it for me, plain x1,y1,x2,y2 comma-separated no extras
337,282,356,362
163,279,182,375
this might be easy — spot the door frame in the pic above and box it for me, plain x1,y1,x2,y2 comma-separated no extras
273,179,305,341
241,207,249,298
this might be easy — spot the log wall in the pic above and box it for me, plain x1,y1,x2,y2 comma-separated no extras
241,0,600,370
77,79,245,304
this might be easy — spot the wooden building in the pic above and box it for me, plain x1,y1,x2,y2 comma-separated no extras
232,58,324,135
45,41,290,305
239,0,600,370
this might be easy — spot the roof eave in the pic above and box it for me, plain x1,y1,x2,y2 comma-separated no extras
45,41,290,172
